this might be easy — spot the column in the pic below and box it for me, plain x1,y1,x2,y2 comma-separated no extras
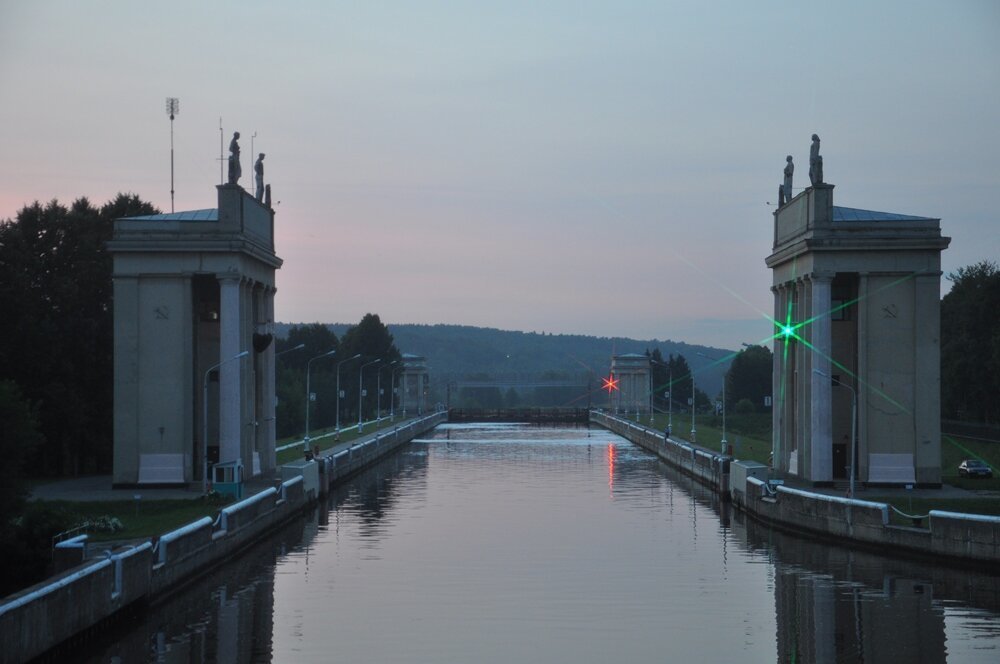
219,273,243,466
856,274,869,481
261,287,276,473
810,274,833,481
771,284,783,473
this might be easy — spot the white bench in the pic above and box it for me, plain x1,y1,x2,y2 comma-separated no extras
868,453,915,484
138,453,186,484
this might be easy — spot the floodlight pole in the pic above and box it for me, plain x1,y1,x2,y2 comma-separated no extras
202,350,249,494
165,98,179,213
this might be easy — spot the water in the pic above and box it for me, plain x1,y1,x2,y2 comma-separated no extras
81,423,1000,662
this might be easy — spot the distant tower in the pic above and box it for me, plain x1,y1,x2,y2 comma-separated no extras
400,354,429,416
610,354,650,416
767,181,949,487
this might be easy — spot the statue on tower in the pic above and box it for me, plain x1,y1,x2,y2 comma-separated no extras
780,155,794,205
227,131,242,185
808,133,823,185
254,153,265,202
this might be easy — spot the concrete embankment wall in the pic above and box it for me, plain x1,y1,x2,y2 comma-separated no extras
590,411,730,495
0,412,444,664
592,410,1000,566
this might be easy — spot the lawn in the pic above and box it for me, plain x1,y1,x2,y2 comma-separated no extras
37,495,232,542
275,417,413,465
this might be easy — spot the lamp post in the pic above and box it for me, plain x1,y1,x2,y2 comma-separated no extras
305,349,337,451
815,369,857,498
358,359,381,433
202,350,249,494
390,364,402,421
335,353,361,436
698,352,729,454
276,343,305,358
378,361,397,424
649,358,669,425
690,373,697,444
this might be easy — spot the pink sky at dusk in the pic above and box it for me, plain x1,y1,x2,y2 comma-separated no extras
1,1,998,349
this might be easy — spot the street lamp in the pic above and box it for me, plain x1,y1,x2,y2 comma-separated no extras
335,353,361,436
358,359,381,433
377,361,397,424
815,368,857,498
276,342,305,358
697,352,728,454
305,349,337,451
690,373,697,444
390,363,402,421
202,350,249,494
649,358,670,425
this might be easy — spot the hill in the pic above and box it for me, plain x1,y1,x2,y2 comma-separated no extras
275,322,732,397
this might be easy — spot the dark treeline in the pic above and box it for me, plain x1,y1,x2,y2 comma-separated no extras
274,316,402,439
941,260,1000,425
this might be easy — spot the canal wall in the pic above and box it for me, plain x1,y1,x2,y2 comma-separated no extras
590,411,730,495
0,412,445,664
592,411,1000,566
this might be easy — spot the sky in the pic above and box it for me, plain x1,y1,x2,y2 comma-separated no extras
1,0,997,350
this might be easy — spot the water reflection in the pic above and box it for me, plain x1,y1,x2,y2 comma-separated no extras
73,424,1000,663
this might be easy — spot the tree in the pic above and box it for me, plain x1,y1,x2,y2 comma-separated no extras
337,314,402,421
0,381,42,529
727,344,773,413
0,194,157,476
274,324,340,438
647,348,669,411
666,353,693,409
941,261,1000,424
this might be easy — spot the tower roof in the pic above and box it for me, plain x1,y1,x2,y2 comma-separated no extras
832,206,937,223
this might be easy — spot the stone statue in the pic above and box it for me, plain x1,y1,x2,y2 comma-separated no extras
254,153,265,202
228,132,241,185
808,133,823,185
782,155,794,204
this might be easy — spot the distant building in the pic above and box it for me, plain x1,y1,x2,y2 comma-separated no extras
400,353,429,416
610,353,650,415
767,183,949,486
108,184,282,486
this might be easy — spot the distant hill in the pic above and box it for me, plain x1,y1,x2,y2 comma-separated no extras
275,322,732,396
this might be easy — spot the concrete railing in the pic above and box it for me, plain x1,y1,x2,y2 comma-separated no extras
731,470,1000,564
154,517,213,566
216,487,278,533
0,543,153,664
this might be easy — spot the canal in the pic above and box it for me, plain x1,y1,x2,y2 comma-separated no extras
79,423,1000,662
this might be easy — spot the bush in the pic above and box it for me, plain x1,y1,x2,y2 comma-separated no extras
734,398,756,414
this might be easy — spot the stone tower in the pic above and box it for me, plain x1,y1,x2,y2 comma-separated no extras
767,183,949,486
109,184,282,486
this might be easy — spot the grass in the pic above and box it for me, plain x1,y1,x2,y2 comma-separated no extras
36,495,232,542
620,410,774,466
275,417,411,465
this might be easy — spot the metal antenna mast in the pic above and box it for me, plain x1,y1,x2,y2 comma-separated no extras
218,117,224,184
165,97,179,212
